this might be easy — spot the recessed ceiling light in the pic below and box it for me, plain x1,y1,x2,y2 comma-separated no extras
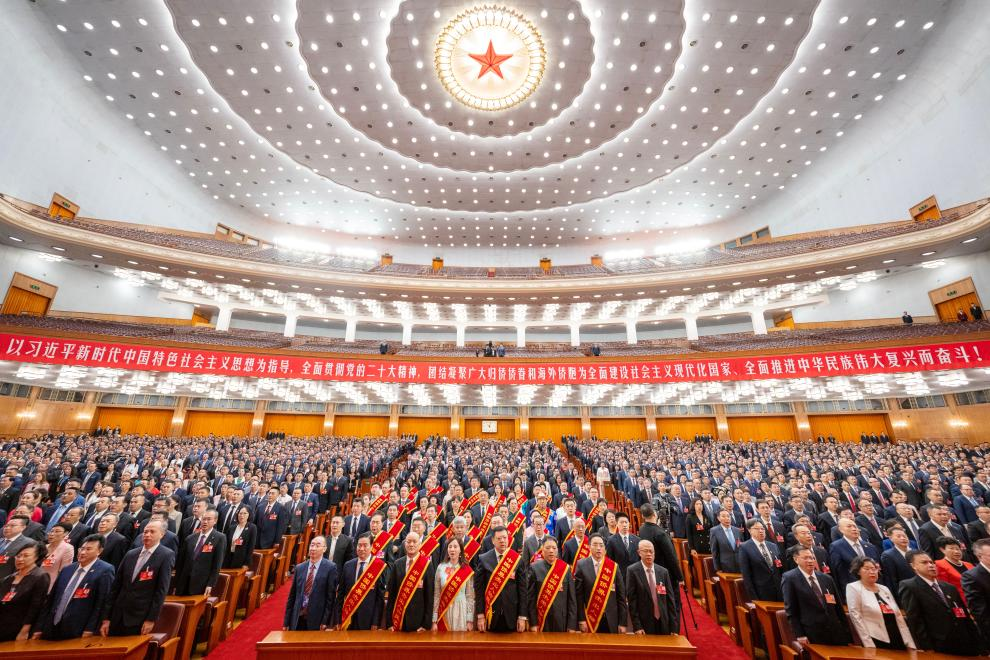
8,236,23,242
845,265,857,270
127,260,139,265
921,251,936,256
52,246,66,252
91,254,103,259
962,237,978,244
882,259,895,264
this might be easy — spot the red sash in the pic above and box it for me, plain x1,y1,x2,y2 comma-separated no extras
570,535,590,571
506,510,526,537
463,535,483,562
584,557,617,632
371,531,392,556
339,557,387,630
435,564,474,632
536,559,569,631
563,515,584,543
368,491,390,513
428,486,444,497
477,504,497,537
458,491,483,516
484,549,520,625
421,524,446,558
494,494,507,509
428,523,448,542
402,497,417,516
587,502,605,522
391,554,431,630
387,520,405,541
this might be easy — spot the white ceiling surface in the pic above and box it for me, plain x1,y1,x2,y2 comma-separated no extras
1,359,981,408
27,0,954,252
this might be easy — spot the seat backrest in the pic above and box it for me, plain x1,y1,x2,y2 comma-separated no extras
154,601,186,639
774,608,805,655
214,572,232,602
731,576,751,605
249,550,263,572
702,556,715,580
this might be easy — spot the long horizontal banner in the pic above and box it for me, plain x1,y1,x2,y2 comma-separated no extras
1,332,988,385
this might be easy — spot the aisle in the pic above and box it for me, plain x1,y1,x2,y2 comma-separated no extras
678,592,750,660
207,582,290,659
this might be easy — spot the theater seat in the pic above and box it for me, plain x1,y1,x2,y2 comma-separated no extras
146,601,185,660
195,572,231,653
774,608,804,660
730,577,757,657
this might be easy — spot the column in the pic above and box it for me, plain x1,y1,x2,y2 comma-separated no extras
625,320,638,345
251,400,266,437
169,397,189,438
684,316,699,341
580,405,591,440
792,401,811,441
283,314,298,338
569,324,581,347
344,319,357,343
516,326,526,348
389,404,400,439
450,406,461,440
323,403,335,436
455,325,466,347
645,413,658,441
519,406,529,441
401,322,413,346
215,306,233,332
750,309,768,335
714,404,730,442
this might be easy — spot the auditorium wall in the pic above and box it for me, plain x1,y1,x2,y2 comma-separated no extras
333,415,390,438
396,416,451,439
589,418,648,441
528,418,582,441
727,416,798,442
261,413,325,438
656,417,718,440
95,407,173,436
182,411,253,437
462,418,518,440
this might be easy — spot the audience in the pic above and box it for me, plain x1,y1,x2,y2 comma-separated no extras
899,550,983,655
0,540,49,640
845,556,915,650
33,534,114,640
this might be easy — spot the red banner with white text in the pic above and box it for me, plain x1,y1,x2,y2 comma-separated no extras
1,332,988,385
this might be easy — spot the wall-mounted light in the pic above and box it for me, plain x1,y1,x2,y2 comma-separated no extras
16,410,37,419
948,419,970,428
891,420,908,428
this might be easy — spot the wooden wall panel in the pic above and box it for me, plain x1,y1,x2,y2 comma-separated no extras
333,415,390,438
96,407,172,436
463,418,517,440
183,411,253,437
396,417,451,440
2,286,50,316
528,418,582,442
807,414,892,442
726,416,797,442
656,417,718,441
262,414,325,438
590,418,648,441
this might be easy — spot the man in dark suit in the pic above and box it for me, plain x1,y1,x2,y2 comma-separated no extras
385,531,435,632
174,509,226,596
343,500,370,540
283,536,338,631
474,526,527,633
325,515,354,572
954,485,982,525
918,505,971,561
522,511,553,566
605,512,640,575
967,506,990,543
255,491,288,550
96,514,129,568
526,538,577,632
961,539,990,645
854,500,886,549
627,539,679,635
899,550,983,655
710,509,743,573
782,546,851,646
334,533,385,630
179,499,208,540
0,515,33,581
575,534,627,633
880,527,915,597
0,476,20,514
285,488,312,536
783,523,829,574
828,519,880,596
739,519,783,601
637,504,682,585
33,534,114,640
101,520,175,636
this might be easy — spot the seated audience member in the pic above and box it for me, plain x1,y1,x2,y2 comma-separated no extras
845,556,915,650
102,520,175,636
934,535,974,604
961,539,990,645
782,546,851,646
574,534,627,633
33,534,114,640
284,536,337,631
0,540,50,641
626,540,679,635
738,519,783,601
899,550,983,656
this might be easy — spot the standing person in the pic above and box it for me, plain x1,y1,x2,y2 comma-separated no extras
336,533,386,631
605,512,641,575
934,536,974,603
526,538,577,632
0,541,49,641
431,537,475,631
224,506,258,569
575,534,627,633
283,536,337,631
739,519,784,601
325,516,354,573
0,515,33,582
386,531,435,632
961,539,990,646
96,514,129,569
626,540,679,635
845,557,915,650
174,509,226,596
33,535,114,640
637,504,682,586
781,546,851,646
686,499,712,555
101,520,175,637
898,550,983,655
255,490,287,550
41,523,76,591
474,526,527,633
711,509,743,573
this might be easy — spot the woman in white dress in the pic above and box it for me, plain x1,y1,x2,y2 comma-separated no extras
431,537,475,631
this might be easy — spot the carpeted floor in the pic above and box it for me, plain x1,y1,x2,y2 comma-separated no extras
207,582,291,659
210,583,747,659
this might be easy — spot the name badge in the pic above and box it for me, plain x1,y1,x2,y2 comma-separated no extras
683,507,689,513
774,559,782,568
416,579,424,589
1,589,14,602
0,556,8,564
953,606,967,619
43,556,54,567
73,587,91,600
776,535,784,543
134,520,141,528
824,593,836,605
202,544,214,553
879,603,894,615
269,514,278,520
656,583,667,596
139,569,155,581
234,538,243,546
696,524,704,531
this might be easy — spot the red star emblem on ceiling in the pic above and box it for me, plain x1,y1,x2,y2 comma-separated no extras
468,40,513,79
